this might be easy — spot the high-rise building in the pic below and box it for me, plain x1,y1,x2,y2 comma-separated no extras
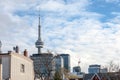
54,56,64,71
54,56,65,80
0,51,34,80
31,53,55,79
60,54,70,72
88,64,101,73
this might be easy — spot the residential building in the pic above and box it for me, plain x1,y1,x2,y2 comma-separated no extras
88,64,101,73
54,55,64,71
100,68,108,73
72,66,85,79
60,54,70,72
54,55,65,80
0,50,34,80
73,66,81,73
83,72,120,80
68,73,83,80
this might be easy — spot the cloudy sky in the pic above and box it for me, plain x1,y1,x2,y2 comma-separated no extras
0,0,120,72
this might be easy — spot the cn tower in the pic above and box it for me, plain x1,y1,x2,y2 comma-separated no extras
35,13,43,54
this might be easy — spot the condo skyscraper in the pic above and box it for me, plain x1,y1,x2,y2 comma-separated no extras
60,54,70,72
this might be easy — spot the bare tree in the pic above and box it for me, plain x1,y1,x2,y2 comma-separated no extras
33,51,56,80
39,52,59,80
107,61,120,72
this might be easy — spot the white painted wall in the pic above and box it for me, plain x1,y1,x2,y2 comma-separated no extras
1,53,34,80
10,54,34,80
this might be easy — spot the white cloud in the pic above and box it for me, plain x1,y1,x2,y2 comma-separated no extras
1,0,120,72
105,0,120,3
40,0,65,11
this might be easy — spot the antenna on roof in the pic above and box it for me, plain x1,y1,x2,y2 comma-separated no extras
78,58,81,66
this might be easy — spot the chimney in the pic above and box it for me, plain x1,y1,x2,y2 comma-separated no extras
24,49,28,57
15,46,19,53
13,46,19,53
8,51,12,54
13,47,16,51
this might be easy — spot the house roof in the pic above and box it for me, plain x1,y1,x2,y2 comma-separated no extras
84,73,111,80
0,52,33,62
91,73,101,80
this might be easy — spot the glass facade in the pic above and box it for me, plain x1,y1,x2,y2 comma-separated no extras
60,54,70,72
88,64,101,73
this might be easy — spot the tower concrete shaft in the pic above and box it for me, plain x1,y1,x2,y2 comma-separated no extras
35,13,43,54
38,15,41,41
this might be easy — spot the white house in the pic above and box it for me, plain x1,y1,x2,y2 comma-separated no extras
0,50,34,80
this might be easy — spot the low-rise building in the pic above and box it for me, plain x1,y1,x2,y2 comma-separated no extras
88,64,101,74
84,72,120,80
0,50,34,80
100,68,108,73
84,73,110,80
73,66,81,74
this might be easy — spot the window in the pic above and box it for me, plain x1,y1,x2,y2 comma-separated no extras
20,64,25,73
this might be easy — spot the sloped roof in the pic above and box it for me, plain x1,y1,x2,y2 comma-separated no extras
91,73,101,80
84,73,111,80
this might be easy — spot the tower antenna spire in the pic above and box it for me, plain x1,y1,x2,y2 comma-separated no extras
38,8,41,40
35,9,44,54
78,58,81,66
